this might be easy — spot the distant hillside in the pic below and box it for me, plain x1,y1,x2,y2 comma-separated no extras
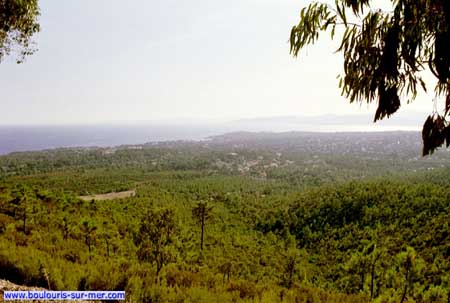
1,130,449,183
208,131,425,156
0,113,424,154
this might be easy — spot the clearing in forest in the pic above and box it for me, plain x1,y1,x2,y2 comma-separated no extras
78,190,136,201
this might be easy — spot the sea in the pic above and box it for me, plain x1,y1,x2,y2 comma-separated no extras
0,124,222,155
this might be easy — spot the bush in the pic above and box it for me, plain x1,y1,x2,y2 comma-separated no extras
227,281,257,299
166,268,198,288
0,214,14,233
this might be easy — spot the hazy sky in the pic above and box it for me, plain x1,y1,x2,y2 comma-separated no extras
0,0,438,125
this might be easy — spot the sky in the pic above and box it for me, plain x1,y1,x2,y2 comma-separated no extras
0,0,439,126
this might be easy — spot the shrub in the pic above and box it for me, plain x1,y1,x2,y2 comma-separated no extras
227,281,257,299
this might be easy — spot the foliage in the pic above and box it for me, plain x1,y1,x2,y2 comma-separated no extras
290,1,450,154
192,201,213,250
0,0,40,63
135,208,178,282
1,134,450,301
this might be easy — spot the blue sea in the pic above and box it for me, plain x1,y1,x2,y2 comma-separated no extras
0,124,223,155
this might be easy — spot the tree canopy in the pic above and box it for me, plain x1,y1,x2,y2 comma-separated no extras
290,0,450,155
0,0,40,63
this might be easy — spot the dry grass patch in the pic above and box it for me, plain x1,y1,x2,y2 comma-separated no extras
78,190,135,201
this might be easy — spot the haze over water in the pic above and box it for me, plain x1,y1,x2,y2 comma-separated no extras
0,115,421,155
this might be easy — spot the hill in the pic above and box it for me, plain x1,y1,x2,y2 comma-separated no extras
1,131,450,302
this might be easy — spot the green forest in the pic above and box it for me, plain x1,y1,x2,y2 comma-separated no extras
1,132,450,303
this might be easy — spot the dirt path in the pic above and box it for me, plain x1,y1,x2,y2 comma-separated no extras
78,190,136,201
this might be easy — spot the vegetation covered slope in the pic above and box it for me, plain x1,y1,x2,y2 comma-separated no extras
0,132,449,302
